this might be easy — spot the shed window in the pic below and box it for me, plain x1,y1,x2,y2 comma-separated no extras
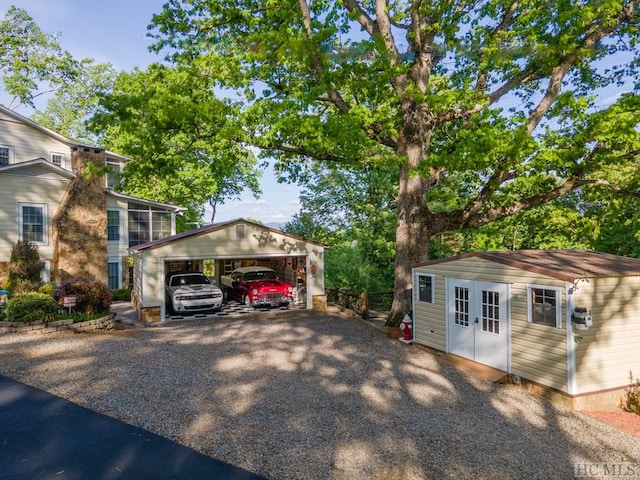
236,224,245,239
527,285,562,328
416,274,434,303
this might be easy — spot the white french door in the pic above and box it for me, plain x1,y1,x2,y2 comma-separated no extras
447,279,510,371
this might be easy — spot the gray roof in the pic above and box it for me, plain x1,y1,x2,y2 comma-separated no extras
415,250,640,282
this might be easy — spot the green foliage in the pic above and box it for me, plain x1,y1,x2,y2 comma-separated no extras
55,279,112,315
5,292,59,323
0,302,6,321
91,64,262,227
37,282,57,297
621,372,640,416
111,288,131,302
8,241,44,293
149,1,640,322
0,6,82,109
283,162,397,293
31,61,117,144
323,240,394,293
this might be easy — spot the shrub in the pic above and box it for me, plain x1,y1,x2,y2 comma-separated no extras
0,303,6,321
38,282,57,297
111,288,131,302
5,292,59,323
621,371,640,415
8,240,44,291
55,279,112,315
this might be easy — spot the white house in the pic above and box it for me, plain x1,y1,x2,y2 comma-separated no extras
0,105,183,289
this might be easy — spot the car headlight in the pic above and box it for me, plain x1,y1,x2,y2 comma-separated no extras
252,289,259,295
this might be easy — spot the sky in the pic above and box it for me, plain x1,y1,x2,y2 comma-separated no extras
0,0,302,226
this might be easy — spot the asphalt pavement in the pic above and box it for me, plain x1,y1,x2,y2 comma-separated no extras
0,374,264,480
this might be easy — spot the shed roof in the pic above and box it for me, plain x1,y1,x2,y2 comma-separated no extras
415,250,640,282
129,218,326,252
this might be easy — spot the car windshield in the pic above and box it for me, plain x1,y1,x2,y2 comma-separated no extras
170,274,210,287
243,270,276,282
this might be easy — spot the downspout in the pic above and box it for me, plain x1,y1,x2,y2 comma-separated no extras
565,281,577,395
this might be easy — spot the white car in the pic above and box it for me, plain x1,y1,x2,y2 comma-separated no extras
165,271,223,314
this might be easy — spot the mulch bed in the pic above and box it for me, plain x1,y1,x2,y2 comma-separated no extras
582,410,640,436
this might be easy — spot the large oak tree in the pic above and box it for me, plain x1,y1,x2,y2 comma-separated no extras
149,0,640,324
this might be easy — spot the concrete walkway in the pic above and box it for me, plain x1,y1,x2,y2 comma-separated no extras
0,374,264,480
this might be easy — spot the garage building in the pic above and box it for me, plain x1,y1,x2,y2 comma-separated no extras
130,219,326,322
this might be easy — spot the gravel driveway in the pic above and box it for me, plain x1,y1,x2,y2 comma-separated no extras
0,310,638,479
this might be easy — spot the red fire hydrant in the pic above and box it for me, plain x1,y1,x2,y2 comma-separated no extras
399,314,413,343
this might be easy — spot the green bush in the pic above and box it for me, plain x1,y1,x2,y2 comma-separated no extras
55,279,112,315
38,282,57,297
622,371,640,415
8,240,44,292
5,292,59,323
0,303,6,321
111,288,131,302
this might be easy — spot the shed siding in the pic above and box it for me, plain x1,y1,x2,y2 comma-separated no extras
415,256,568,391
572,276,640,394
0,172,69,263
414,275,446,350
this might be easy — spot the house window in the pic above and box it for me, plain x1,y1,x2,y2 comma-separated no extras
19,203,46,244
108,259,121,290
527,285,562,328
152,212,172,240
108,210,121,242
128,202,173,247
50,152,65,168
106,159,122,189
0,145,13,166
416,274,435,303
128,211,150,246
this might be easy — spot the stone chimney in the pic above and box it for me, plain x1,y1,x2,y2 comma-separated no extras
51,146,108,284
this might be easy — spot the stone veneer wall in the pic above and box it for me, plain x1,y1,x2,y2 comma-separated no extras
52,147,108,284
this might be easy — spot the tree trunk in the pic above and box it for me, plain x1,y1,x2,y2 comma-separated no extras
387,143,430,326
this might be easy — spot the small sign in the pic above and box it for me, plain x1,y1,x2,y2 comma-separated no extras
63,296,77,308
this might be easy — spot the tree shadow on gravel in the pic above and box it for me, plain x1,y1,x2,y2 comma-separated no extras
0,311,638,479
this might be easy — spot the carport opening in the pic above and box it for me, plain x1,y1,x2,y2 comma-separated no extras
163,256,307,319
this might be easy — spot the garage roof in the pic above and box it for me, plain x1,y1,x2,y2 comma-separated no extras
414,250,640,282
129,218,326,252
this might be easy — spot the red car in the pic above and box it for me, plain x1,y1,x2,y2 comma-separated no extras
221,266,294,308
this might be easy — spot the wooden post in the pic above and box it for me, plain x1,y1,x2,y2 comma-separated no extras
360,291,369,319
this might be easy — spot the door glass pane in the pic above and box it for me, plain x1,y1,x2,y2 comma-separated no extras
481,290,500,334
454,286,469,327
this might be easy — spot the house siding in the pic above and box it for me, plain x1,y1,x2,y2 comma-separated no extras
414,256,569,391
0,111,70,165
572,275,640,394
0,171,70,266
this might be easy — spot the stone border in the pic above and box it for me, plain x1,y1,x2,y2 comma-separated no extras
0,314,117,334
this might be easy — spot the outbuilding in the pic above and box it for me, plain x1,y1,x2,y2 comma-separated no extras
130,219,326,322
412,250,640,410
